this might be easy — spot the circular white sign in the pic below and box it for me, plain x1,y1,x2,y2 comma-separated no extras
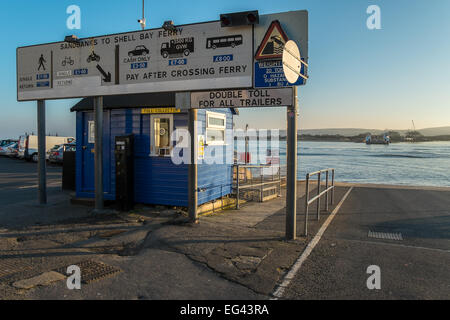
282,40,301,84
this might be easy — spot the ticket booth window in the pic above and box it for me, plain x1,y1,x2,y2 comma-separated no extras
206,112,226,145
150,114,173,156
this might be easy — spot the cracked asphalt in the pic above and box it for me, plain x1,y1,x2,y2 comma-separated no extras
0,156,347,299
3,157,446,300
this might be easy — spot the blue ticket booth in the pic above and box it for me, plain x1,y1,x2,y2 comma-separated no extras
70,93,236,207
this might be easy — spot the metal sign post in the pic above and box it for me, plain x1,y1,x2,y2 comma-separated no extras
37,100,47,204
94,96,104,211
286,87,298,240
188,107,198,223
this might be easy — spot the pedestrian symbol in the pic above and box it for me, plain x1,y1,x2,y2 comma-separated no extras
255,20,289,60
38,54,46,71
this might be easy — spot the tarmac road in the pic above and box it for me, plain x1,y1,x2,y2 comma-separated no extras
0,156,62,207
283,186,450,299
2,156,448,300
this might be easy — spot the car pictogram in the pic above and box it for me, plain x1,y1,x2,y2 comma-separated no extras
128,45,150,57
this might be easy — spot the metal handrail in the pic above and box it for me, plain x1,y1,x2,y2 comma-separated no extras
233,164,285,209
304,168,335,236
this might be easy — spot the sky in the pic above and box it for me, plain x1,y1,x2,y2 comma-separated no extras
1,0,449,138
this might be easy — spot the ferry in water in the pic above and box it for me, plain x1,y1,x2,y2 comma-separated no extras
365,133,391,145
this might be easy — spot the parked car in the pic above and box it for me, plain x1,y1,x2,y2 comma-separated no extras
49,143,76,164
0,139,16,147
21,135,75,162
47,144,61,161
0,142,18,157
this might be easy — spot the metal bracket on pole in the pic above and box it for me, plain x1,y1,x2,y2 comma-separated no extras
285,87,298,240
37,100,47,205
94,96,104,212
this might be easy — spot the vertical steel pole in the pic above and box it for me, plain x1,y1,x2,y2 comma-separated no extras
141,0,145,30
94,96,104,211
37,100,47,205
332,169,335,205
286,87,298,240
188,108,198,223
278,166,281,197
325,170,329,211
316,172,321,220
236,164,240,209
260,166,263,202
304,174,310,236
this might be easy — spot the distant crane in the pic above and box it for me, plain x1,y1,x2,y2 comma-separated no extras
406,120,418,142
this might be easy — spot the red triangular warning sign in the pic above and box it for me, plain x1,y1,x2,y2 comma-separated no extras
255,20,289,60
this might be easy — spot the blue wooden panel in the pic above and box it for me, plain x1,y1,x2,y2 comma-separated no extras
76,111,111,196
76,107,233,207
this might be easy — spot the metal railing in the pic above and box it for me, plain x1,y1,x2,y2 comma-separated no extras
233,164,286,209
304,168,335,236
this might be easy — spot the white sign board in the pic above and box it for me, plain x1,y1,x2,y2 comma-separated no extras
253,10,308,88
191,88,293,108
17,22,253,101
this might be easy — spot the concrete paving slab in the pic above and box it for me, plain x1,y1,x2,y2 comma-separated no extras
12,271,66,290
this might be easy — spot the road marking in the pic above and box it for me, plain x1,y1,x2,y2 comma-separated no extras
18,182,61,189
271,187,354,299
338,238,450,254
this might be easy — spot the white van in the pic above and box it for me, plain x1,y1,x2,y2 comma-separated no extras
22,135,75,162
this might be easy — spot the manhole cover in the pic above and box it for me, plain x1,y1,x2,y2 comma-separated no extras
0,259,33,280
368,231,403,241
55,260,122,284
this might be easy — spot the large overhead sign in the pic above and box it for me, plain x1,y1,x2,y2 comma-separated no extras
17,22,253,101
17,10,308,101
191,88,292,108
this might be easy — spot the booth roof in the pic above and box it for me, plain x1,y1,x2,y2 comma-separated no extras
70,92,238,115
70,92,175,112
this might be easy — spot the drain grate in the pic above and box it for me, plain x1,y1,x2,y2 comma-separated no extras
368,231,403,241
55,260,122,284
0,259,33,280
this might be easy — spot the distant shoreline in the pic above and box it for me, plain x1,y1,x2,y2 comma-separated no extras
293,134,450,143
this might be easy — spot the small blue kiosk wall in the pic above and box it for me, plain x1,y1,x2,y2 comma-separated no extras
75,108,233,207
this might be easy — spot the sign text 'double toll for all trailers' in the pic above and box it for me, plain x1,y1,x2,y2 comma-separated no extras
190,88,293,108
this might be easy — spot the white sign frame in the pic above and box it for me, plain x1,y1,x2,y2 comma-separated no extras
17,21,253,101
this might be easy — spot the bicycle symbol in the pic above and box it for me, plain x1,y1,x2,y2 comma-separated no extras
62,56,74,67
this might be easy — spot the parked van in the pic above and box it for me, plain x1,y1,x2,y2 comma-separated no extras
21,135,75,162
17,135,27,159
